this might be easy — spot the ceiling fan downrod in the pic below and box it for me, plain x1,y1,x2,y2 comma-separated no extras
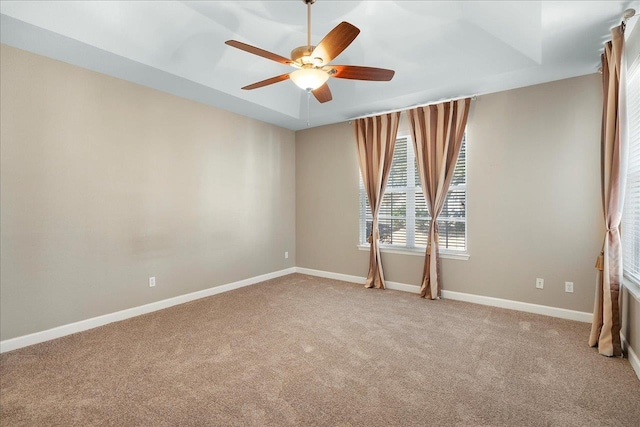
291,0,318,66
305,0,314,48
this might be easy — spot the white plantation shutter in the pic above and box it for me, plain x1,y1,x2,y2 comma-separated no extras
623,57,640,285
360,133,467,251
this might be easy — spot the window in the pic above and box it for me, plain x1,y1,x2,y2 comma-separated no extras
359,132,467,254
623,55,640,297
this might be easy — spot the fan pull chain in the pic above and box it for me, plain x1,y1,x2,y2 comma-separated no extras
306,89,311,127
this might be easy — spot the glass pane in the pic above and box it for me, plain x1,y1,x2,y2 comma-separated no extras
376,219,407,245
415,192,430,219
623,172,640,279
388,138,407,188
451,138,466,186
378,219,393,244
623,62,640,280
415,219,430,247
366,220,373,242
391,219,407,245
441,189,466,219
364,195,372,217
359,184,372,217
362,133,466,251
380,192,406,218
437,220,466,251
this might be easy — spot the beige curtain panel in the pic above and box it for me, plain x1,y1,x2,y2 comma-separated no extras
353,112,401,289
407,99,471,299
589,25,628,357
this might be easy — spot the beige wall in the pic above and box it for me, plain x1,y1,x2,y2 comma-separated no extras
296,74,603,314
0,45,296,341
2,40,634,352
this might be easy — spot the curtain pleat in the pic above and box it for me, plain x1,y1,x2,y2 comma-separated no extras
589,25,628,357
353,113,401,289
407,99,470,299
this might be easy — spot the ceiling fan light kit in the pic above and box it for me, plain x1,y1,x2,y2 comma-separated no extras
290,68,330,90
225,0,395,103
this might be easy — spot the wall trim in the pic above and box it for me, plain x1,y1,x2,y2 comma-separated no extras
439,289,592,323
296,267,368,286
295,267,593,323
622,333,640,380
0,267,296,354
0,266,597,353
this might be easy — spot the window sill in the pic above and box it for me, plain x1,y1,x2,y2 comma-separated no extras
623,276,640,302
357,244,470,260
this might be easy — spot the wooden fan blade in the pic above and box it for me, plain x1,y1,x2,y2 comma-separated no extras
312,83,332,103
328,65,395,81
242,74,290,90
312,22,360,64
225,40,292,65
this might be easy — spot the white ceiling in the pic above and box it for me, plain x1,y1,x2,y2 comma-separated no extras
0,1,636,130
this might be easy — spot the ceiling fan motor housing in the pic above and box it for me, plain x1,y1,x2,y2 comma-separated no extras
291,45,323,66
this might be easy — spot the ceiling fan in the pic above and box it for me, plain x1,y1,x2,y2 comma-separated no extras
225,0,395,103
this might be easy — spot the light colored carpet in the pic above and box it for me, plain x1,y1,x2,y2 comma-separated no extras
1,273,639,426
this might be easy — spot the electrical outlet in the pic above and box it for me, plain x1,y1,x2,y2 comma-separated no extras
285,252,289,259
149,277,156,288
536,278,544,289
565,282,574,293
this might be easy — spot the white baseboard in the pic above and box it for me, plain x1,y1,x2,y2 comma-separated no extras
295,267,593,323
0,266,597,354
295,267,367,286
622,333,640,380
440,289,592,323
0,267,296,354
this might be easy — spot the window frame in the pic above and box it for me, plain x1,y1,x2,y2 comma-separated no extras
358,131,469,261
623,53,640,301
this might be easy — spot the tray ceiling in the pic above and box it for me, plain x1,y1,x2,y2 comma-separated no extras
0,1,635,130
